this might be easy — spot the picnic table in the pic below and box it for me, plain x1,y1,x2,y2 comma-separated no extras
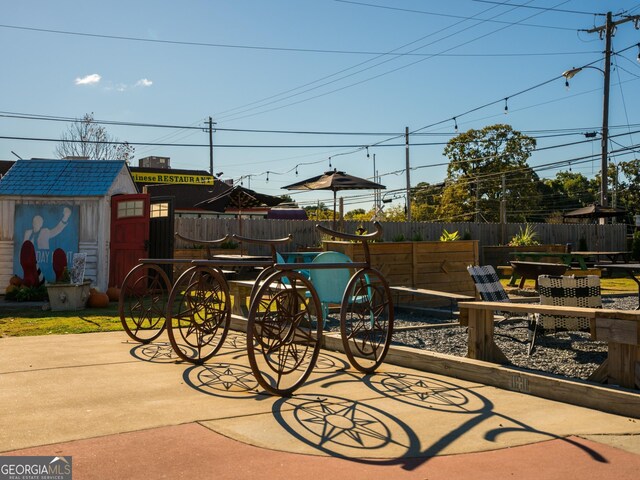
510,251,590,269
573,251,631,264
508,261,568,288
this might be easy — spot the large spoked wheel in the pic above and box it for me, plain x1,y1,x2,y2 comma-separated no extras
119,263,171,344
166,266,231,364
340,268,394,373
249,266,277,310
247,270,322,396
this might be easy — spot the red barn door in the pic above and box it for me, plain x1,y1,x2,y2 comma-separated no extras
109,194,150,287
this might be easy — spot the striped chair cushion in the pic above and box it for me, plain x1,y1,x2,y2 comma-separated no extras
467,265,510,302
537,275,600,332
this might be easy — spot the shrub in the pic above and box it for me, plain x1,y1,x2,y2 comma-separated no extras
5,285,48,302
220,240,239,249
440,229,460,242
508,224,539,246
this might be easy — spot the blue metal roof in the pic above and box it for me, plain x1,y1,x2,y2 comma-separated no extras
0,159,128,196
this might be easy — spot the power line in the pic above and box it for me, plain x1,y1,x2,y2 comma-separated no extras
215,0,570,121
471,0,602,15
335,0,582,27
0,23,589,56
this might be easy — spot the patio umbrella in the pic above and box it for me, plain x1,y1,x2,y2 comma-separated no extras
563,203,627,250
283,169,385,230
195,185,285,234
562,203,626,219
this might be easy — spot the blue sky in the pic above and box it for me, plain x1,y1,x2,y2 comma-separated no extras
2,1,640,213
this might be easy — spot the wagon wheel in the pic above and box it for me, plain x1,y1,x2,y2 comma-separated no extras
249,265,277,311
247,270,322,396
119,263,171,344
166,265,231,364
340,268,394,373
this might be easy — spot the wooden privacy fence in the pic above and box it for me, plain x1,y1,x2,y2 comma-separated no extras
174,218,628,256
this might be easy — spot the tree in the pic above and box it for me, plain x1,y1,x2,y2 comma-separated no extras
615,159,640,223
55,113,135,162
410,182,444,221
437,124,539,222
303,203,333,221
539,171,597,221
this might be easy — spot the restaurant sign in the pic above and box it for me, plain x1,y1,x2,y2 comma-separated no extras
132,172,214,185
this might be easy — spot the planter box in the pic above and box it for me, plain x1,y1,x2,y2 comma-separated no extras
46,281,91,311
482,244,567,269
322,240,479,303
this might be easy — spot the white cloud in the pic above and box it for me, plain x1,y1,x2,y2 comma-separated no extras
75,73,101,86
135,78,153,87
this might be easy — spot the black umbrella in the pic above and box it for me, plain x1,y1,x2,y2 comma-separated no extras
195,185,285,233
563,203,626,219
283,169,385,230
563,203,627,250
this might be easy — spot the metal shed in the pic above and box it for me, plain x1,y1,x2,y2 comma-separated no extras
0,159,137,291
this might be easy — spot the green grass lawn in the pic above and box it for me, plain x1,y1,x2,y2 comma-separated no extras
0,303,123,337
502,275,638,293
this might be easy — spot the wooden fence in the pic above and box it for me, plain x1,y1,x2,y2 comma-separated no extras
174,218,628,258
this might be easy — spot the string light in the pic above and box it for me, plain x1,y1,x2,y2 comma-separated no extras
295,165,299,175
453,117,458,133
266,171,269,182
329,157,332,168
366,146,370,158
504,98,509,114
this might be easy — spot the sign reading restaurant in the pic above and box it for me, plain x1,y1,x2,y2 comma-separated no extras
131,172,215,185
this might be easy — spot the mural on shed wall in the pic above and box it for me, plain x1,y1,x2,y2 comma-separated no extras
13,204,80,284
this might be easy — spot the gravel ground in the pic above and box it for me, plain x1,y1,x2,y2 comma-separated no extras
392,295,638,381
325,295,637,381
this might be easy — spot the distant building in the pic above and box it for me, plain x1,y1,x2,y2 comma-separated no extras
130,156,231,217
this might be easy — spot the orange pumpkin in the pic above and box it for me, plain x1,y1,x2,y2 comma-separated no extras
106,287,121,302
9,275,22,286
88,292,110,308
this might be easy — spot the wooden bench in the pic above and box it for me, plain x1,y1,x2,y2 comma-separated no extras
458,301,640,390
390,286,475,319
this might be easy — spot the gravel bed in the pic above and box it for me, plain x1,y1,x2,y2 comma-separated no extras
324,295,637,381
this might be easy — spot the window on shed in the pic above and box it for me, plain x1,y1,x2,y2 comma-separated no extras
117,200,144,218
150,202,169,218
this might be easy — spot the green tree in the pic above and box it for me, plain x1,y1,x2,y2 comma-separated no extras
410,182,443,221
539,171,597,221
303,203,333,221
55,113,135,162
437,124,539,222
616,159,640,222
345,208,373,221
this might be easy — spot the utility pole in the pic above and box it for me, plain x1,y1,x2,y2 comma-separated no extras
584,11,640,208
372,153,378,217
405,127,412,222
204,116,216,176
500,174,507,244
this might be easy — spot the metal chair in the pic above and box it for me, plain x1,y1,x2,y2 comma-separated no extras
276,252,310,280
467,265,534,342
309,251,354,323
533,274,601,354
